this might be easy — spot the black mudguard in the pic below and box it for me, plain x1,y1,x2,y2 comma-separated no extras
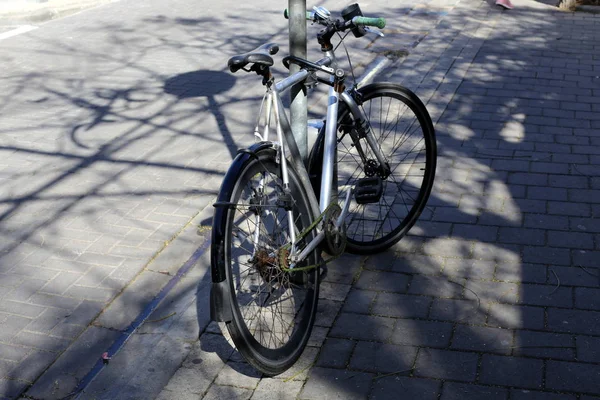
210,142,278,322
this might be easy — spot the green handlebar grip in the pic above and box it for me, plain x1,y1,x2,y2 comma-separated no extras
352,16,386,29
283,9,312,20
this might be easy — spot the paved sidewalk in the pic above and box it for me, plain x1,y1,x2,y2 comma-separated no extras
0,0,409,399
0,0,114,24
1,0,599,399
154,0,600,400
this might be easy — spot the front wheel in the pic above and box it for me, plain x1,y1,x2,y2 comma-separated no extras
309,83,437,254
219,147,319,375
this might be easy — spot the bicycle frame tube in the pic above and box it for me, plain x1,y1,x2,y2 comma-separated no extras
319,85,339,212
339,91,388,172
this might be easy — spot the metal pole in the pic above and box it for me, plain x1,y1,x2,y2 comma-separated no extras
288,0,308,162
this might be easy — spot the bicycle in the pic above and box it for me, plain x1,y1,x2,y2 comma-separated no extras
209,4,437,375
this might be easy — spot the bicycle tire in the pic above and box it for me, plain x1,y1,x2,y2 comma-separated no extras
309,83,437,254
219,147,319,375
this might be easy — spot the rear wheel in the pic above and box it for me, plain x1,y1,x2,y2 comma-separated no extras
222,149,319,375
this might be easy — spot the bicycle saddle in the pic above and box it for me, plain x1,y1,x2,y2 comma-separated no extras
228,43,279,73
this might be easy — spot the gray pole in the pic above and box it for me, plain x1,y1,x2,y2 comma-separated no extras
288,0,308,161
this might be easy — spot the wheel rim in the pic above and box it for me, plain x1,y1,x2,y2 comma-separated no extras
337,90,434,247
225,158,317,367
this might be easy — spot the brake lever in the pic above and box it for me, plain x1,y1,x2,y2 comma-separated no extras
312,6,331,21
364,27,384,37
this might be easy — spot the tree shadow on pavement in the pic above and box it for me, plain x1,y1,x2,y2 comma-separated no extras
204,2,600,400
0,0,293,398
290,1,600,399
2,0,598,399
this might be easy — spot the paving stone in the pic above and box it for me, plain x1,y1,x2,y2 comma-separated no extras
479,355,543,389
162,367,212,395
510,389,576,400
370,376,440,400
575,287,600,311
527,186,568,201
318,281,351,302
330,313,394,342
408,275,465,298
442,258,495,280
451,325,513,355
524,214,568,231
471,242,520,263
355,270,410,293
432,207,478,224
0,314,32,343
323,254,363,285
391,319,452,347
316,338,355,369
522,246,571,266
300,367,373,400
5,278,48,302
412,220,453,238
25,307,70,333
11,331,70,353
0,343,30,363
0,377,29,399
252,378,304,400
487,303,545,330
519,283,573,308
513,330,574,360
546,360,600,395
422,237,471,258
7,350,56,383
154,389,194,400
547,308,600,335
341,289,377,314
548,230,594,249
204,385,253,400
371,292,431,319
414,348,478,381
349,342,417,374
277,346,318,382
498,227,545,246
429,297,485,325
572,250,600,268
464,279,519,305
365,252,396,271
576,336,600,363
49,322,86,340
494,262,547,284
314,299,343,328
549,201,591,217
441,382,508,400
389,254,444,275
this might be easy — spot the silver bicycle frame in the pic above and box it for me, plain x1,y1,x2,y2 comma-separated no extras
252,52,387,267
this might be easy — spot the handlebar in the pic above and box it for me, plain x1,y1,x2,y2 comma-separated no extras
352,16,386,29
283,8,386,30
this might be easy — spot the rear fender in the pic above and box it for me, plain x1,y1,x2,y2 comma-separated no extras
210,141,277,322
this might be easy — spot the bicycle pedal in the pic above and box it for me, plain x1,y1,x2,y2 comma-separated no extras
354,176,383,204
